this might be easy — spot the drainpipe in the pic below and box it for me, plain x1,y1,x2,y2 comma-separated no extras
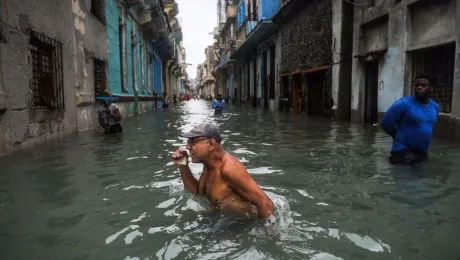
132,32,139,115
0,6,6,116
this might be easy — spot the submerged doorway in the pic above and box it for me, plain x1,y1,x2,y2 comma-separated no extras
307,70,328,116
291,74,301,113
364,61,379,125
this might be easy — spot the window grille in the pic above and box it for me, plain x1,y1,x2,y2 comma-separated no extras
91,0,106,23
94,59,107,96
411,43,455,113
29,30,64,109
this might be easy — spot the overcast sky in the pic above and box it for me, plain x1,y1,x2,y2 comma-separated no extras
176,0,217,78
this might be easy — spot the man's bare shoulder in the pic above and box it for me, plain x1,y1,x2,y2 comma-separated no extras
221,153,248,177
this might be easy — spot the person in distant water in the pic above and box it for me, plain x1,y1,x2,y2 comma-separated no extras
381,75,439,164
173,94,177,104
170,123,274,219
162,92,169,108
98,90,123,134
212,93,225,113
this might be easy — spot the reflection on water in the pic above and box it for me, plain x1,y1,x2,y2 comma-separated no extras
0,100,460,260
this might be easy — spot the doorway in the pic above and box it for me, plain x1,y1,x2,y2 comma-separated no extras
262,51,268,109
252,57,257,107
307,71,328,116
364,61,379,124
291,74,301,113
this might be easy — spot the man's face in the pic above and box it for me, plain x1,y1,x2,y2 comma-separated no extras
186,137,212,163
414,78,432,98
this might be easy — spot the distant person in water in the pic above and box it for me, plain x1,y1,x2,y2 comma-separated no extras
212,93,225,113
98,90,123,134
162,92,169,108
170,123,274,219
381,75,439,164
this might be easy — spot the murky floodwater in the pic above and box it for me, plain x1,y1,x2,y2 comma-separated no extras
0,100,459,260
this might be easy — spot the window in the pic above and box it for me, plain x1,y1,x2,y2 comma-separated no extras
29,30,64,109
411,43,455,113
91,0,106,24
94,59,107,96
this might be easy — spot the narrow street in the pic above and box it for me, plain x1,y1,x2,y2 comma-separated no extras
0,100,459,260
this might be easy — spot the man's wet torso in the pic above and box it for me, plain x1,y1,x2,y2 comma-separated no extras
200,156,258,219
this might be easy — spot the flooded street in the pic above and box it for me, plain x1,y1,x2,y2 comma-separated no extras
0,100,459,260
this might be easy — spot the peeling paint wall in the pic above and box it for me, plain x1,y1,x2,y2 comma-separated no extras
0,0,77,155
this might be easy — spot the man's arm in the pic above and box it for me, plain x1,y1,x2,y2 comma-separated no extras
222,163,274,218
110,104,122,121
178,165,200,195
111,109,122,121
198,166,208,196
98,115,107,129
381,99,406,137
171,148,199,195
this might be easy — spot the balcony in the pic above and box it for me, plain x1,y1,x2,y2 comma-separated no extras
231,18,278,60
226,3,237,22
213,26,220,40
139,1,167,41
230,0,280,60
123,0,145,7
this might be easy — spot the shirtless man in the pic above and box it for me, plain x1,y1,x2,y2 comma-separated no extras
170,123,274,219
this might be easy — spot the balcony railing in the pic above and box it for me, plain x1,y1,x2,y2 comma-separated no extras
236,1,246,30
236,2,258,36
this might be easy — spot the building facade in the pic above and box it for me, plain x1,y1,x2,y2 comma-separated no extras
350,0,460,139
214,0,354,118
0,0,78,155
0,0,187,156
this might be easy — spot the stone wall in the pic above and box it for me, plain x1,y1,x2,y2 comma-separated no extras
73,0,109,132
0,0,77,155
279,0,333,73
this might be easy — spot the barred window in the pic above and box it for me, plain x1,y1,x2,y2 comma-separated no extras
411,43,455,113
29,30,64,109
94,59,107,96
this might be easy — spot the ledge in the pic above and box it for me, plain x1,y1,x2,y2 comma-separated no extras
406,36,455,52
111,95,157,102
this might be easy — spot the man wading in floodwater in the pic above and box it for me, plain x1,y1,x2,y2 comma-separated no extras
212,93,225,114
170,123,274,219
381,75,439,164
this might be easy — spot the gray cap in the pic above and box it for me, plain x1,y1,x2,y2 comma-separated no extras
181,123,222,143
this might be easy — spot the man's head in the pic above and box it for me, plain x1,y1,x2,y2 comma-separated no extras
181,123,223,163
414,75,433,99
217,93,222,101
100,89,113,107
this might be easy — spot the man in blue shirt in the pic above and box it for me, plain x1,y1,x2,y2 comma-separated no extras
381,75,439,164
212,93,225,114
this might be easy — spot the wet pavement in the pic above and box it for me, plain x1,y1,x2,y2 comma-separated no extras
0,100,459,260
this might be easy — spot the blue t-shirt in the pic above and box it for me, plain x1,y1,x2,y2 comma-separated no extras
381,95,438,153
212,99,225,110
